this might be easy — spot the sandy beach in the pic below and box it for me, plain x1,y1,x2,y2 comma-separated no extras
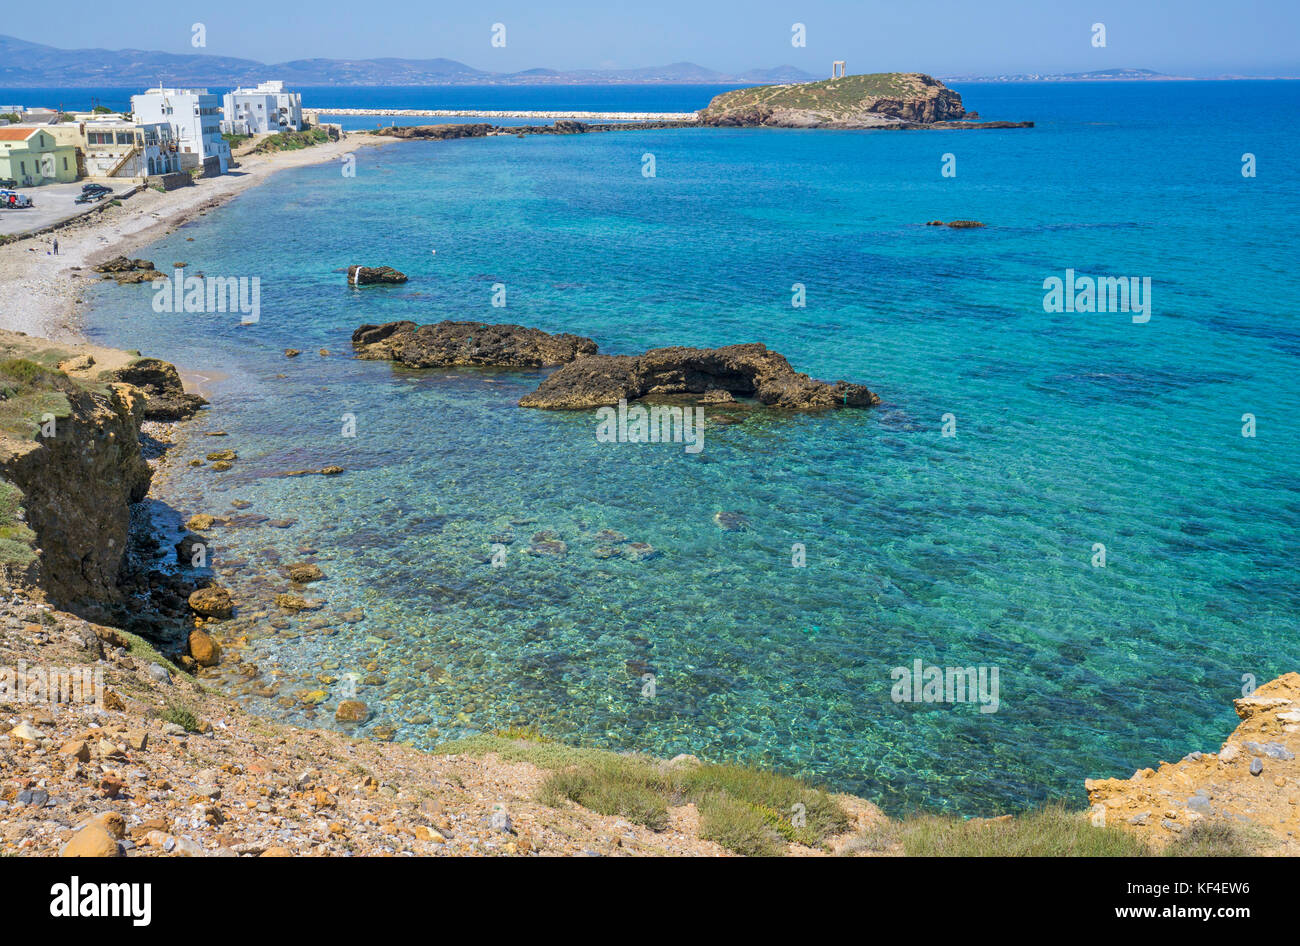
0,134,399,344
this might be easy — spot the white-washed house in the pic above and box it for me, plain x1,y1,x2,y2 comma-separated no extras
130,88,231,173
222,81,303,135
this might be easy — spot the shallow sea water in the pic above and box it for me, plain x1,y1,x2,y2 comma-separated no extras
82,80,1300,815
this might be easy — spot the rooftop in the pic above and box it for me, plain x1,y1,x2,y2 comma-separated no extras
0,126,43,141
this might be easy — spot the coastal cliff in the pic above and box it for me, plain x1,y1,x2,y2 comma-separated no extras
699,72,1029,129
1084,673,1300,853
0,332,202,613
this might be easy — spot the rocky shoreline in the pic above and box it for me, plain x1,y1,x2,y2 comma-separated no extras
1,110,1292,860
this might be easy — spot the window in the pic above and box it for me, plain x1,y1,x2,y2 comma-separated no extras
62,157,67,169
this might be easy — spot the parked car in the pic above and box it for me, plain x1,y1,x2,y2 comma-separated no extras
0,178,16,189
0,190,33,208
81,183,112,195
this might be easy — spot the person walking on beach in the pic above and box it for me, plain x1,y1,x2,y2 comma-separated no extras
52,238,58,256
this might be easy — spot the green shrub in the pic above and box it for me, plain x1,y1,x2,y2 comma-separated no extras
1164,819,1261,857
160,703,201,733
675,762,849,845
537,756,671,831
845,803,1150,857
697,794,787,856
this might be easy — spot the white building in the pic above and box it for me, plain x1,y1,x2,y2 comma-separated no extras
130,88,231,173
222,81,303,135
80,119,182,178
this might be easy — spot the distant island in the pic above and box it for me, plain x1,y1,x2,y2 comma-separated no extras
0,34,816,87
936,67,1297,82
699,73,1031,129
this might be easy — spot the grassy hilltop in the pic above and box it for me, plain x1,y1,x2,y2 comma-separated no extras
700,72,969,127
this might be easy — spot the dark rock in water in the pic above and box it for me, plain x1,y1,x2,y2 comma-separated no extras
592,545,621,560
713,511,750,532
519,343,879,411
352,320,597,369
526,536,568,557
347,265,408,286
623,542,658,561
371,123,496,140
108,358,207,420
93,257,158,284
175,533,204,565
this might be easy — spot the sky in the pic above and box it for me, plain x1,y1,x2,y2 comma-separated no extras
7,0,1299,76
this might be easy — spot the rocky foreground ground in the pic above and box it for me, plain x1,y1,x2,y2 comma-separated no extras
0,594,892,857
1085,672,1300,854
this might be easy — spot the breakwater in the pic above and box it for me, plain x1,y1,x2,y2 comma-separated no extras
312,107,699,121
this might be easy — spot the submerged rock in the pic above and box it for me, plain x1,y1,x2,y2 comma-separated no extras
287,562,325,583
189,628,221,667
335,700,370,723
520,343,879,411
713,511,751,532
188,586,234,619
352,320,597,369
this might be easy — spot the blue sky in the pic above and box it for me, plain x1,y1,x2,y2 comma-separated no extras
9,0,1299,75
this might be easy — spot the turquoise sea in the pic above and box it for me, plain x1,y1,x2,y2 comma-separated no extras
80,81,1300,816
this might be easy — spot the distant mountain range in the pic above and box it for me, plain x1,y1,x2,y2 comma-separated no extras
0,35,818,87
939,68,1185,82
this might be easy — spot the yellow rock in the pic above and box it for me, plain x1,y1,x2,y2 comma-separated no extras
59,739,91,762
335,700,369,723
62,824,121,857
186,513,217,530
93,812,126,839
97,737,125,758
9,722,42,743
189,628,221,666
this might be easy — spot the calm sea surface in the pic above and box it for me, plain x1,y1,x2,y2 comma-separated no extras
70,80,1300,815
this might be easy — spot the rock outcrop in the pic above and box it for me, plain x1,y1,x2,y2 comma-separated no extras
370,123,496,140
93,257,158,285
105,358,207,420
352,320,598,369
518,344,879,410
1084,672,1300,853
347,265,408,286
0,372,151,608
700,73,1028,129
